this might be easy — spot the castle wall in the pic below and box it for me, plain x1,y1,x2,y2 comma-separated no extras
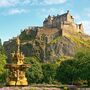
43,20,52,28
43,11,84,39
67,13,74,23
52,15,67,28
61,22,84,36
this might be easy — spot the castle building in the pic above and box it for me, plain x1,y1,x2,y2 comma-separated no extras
20,11,84,44
43,10,84,36
4,11,85,61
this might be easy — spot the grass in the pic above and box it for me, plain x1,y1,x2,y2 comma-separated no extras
48,36,62,46
67,35,90,48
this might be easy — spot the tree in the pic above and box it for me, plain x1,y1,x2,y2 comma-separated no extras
0,39,7,85
56,59,79,84
42,63,58,84
0,39,5,54
25,56,43,84
0,52,7,84
75,49,90,86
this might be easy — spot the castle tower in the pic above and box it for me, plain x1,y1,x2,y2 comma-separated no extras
79,23,84,32
43,15,53,28
66,10,74,23
5,37,30,86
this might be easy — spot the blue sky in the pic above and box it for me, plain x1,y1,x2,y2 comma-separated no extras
0,0,90,42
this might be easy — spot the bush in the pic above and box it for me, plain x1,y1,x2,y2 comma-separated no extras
25,56,43,84
42,63,58,84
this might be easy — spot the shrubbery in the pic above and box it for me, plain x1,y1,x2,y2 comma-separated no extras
25,56,43,84
1,38,90,87
25,48,90,87
0,39,7,85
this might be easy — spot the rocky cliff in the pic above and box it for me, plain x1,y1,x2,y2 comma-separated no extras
4,11,90,62
3,27,90,62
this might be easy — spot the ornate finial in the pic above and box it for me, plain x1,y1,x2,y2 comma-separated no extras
48,15,51,18
16,36,20,46
16,36,20,53
5,35,30,86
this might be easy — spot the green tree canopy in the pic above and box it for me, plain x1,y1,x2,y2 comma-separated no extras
56,59,79,84
0,39,5,54
25,56,43,84
42,63,58,84
0,39,7,84
75,48,90,86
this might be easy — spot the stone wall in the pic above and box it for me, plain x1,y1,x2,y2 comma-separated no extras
43,11,84,35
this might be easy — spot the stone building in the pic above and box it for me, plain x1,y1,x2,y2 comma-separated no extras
43,10,84,36
20,11,84,44
4,11,85,61
36,27,60,43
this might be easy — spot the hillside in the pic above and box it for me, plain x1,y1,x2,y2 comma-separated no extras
3,28,90,62
3,11,90,62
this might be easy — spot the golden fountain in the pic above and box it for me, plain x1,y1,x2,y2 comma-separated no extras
5,37,30,86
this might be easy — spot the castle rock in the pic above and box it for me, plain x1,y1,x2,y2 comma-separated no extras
4,11,89,62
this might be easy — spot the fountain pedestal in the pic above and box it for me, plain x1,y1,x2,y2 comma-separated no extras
5,37,30,86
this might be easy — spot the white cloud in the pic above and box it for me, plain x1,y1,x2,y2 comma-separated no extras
86,10,90,17
22,0,31,4
82,21,90,35
73,13,90,35
74,14,80,20
47,8,64,14
0,0,67,7
4,8,28,15
41,8,60,15
43,0,66,5
73,14,82,24
81,8,90,35
84,8,90,18
0,0,35,7
23,0,67,5
0,0,19,7
38,8,65,19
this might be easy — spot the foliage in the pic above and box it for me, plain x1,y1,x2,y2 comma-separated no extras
0,39,7,84
20,30,36,42
75,48,90,86
21,43,33,57
68,35,90,48
56,48,90,86
0,39,5,54
0,71,7,84
48,36,62,46
24,48,90,86
42,63,58,84
55,56,73,65
25,56,43,84
56,59,79,84
0,54,6,74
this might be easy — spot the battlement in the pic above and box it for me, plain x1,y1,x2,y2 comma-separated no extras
19,11,84,45
43,11,74,27
43,10,84,34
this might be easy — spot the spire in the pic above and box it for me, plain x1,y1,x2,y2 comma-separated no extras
16,36,20,53
48,15,51,19
67,10,70,14
5,35,30,86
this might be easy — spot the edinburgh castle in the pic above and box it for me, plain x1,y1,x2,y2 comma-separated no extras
43,10,84,35
4,11,89,61
23,10,84,44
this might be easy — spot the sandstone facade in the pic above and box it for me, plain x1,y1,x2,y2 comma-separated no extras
43,10,84,36
20,11,84,44
4,11,86,61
